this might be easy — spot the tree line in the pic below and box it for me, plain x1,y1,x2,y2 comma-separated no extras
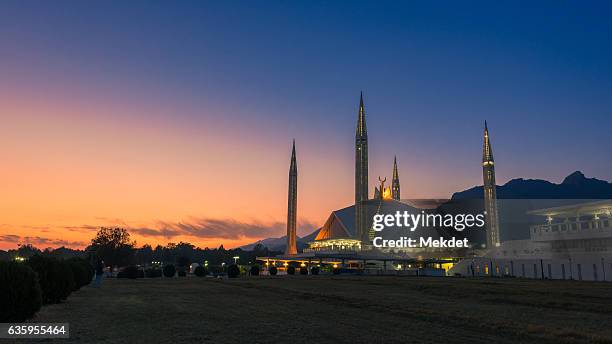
0,227,280,268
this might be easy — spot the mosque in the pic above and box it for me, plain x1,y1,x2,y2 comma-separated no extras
259,93,612,280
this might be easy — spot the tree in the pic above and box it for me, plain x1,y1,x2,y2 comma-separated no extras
88,227,136,267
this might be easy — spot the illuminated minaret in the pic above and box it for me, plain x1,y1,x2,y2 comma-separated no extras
285,139,298,255
482,121,501,248
355,92,369,243
391,156,400,201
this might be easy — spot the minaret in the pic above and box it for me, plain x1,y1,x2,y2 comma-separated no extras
355,92,369,243
285,140,298,255
482,121,501,248
392,156,400,201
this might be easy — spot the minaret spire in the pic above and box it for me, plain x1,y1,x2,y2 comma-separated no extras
357,91,367,137
392,156,400,201
285,139,298,255
355,92,369,243
482,121,500,248
483,120,494,164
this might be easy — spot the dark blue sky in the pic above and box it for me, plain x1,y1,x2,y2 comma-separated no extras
1,0,611,196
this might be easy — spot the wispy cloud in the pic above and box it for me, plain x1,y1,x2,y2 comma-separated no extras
129,218,319,240
0,234,87,248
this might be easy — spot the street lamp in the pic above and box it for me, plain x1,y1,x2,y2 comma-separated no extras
233,256,239,264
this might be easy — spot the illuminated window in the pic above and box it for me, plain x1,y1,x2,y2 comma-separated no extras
484,265,489,275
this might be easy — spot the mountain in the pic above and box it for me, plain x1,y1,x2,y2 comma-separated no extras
240,228,320,252
242,171,611,251
448,171,612,242
452,171,612,200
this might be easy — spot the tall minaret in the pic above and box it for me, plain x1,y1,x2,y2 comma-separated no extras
355,92,369,243
391,156,400,201
285,139,298,255
482,121,501,248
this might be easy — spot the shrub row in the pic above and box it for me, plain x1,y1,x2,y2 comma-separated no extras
194,266,208,277
1,256,93,322
117,266,144,279
0,261,42,322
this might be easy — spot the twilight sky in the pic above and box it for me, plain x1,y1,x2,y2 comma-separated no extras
1,1,612,250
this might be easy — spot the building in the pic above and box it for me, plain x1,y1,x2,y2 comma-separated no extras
285,140,298,255
355,92,369,243
483,121,501,248
450,200,612,281
265,93,612,281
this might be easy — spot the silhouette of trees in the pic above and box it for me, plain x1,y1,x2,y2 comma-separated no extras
87,227,136,267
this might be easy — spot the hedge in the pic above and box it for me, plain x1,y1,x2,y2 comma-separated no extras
194,266,207,277
26,255,75,304
250,265,260,276
0,261,42,322
227,264,240,278
163,264,176,278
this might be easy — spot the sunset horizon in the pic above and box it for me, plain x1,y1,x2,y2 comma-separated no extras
2,1,611,252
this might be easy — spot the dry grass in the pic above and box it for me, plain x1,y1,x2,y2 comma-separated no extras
11,276,612,344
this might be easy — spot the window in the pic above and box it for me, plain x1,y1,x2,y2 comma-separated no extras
484,264,489,275
533,264,538,278
593,264,598,281
521,264,525,277
577,264,582,280
547,264,552,279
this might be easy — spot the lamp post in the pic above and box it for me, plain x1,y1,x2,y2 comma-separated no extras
233,256,239,265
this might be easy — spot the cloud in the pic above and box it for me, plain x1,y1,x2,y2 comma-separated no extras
128,218,319,241
61,225,99,233
0,234,87,248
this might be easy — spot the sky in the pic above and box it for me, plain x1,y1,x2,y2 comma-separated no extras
1,1,612,250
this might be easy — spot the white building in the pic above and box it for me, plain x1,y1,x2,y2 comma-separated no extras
449,200,612,281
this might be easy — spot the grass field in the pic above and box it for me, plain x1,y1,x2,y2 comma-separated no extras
11,276,612,344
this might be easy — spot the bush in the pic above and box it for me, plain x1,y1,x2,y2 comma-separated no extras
66,258,92,290
300,267,308,275
269,266,278,276
0,261,42,322
177,269,187,277
193,266,208,277
27,255,75,304
287,266,296,275
145,268,162,278
250,265,260,276
163,264,176,278
227,264,240,278
310,266,319,275
117,266,140,279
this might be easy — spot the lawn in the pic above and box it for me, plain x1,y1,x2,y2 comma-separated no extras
10,276,612,344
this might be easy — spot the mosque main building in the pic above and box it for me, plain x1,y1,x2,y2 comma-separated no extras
265,93,502,272
266,93,612,280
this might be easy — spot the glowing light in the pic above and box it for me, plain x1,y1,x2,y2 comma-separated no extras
283,262,288,267
332,264,338,268
382,187,392,200
300,263,306,267
14,256,25,262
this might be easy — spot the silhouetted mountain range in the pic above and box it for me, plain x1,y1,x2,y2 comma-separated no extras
452,171,612,200
243,171,612,251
